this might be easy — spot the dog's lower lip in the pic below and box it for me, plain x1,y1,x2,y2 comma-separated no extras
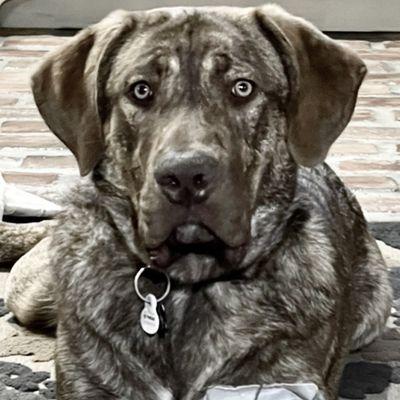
148,242,246,270
147,224,247,269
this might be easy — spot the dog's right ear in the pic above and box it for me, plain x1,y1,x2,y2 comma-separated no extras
31,11,135,176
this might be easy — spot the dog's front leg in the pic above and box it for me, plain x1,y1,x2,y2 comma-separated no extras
56,363,119,400
56,359,172,400
56,326,173,400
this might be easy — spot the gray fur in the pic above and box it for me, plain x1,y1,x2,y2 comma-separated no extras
13,5,392,400
0,220,52,263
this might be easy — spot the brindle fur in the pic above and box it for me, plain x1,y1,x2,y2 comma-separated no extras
7,5,392,400
0,220,51,263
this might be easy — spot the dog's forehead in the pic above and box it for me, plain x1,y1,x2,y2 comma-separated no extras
143,5,249,18
141,8,246,46
122,8,257,65
108,7,287,96
145,6,195,18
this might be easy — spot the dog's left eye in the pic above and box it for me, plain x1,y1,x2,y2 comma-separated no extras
128,81,153,102
232,80,254,98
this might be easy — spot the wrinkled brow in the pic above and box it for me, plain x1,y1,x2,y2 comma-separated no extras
201,52,231,73
124,49,180,81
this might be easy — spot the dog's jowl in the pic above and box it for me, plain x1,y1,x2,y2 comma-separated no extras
11,4,392,400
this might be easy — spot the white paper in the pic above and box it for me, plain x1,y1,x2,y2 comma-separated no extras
0,174,5,220
0,173,62,219
204,383,323,400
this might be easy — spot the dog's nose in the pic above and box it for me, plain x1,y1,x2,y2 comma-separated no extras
154,151,219,205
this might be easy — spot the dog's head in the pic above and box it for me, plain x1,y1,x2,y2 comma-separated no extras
32,5,365,282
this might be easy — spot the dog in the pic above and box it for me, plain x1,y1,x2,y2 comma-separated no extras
6,4,393,400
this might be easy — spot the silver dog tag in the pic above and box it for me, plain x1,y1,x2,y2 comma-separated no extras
140,294,160,335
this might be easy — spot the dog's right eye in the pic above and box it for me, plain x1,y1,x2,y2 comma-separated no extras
127,81,153,103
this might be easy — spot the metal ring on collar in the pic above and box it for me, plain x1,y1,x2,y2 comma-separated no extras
134,266,171,303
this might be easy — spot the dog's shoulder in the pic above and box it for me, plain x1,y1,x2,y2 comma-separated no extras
297,163,367,237
50,180,138,279
292,163,373,277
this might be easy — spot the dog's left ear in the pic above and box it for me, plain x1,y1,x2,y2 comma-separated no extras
255,5,367,166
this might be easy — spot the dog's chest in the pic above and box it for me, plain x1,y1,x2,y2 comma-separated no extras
133,263,339,399
144,283,263,397
151,281,303,396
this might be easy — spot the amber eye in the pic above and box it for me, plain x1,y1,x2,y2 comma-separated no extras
128,81,153,102
232,79,254,97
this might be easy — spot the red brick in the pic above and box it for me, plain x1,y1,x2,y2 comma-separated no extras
2,37,68,47
352,108,376,122
0,49,48,57
339,161,400,172
0,108,40,119
5,60,37,69
2,172,58,186
0,33,399,218
1,120,49,133
356,97,400,108
0,72,30,82
366,77,400,84
357,196,400,213
367,73,400,80
342,176,398,191
330,142,377,155
0,133,64,148
0,81,31,92
21,156,77,169
359,51,400,61
364,61,394,75
359,82,399,96
343,127,400,140
384,41,400,49
0,97,18,107
339,40,371,51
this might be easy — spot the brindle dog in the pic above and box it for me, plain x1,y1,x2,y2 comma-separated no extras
11,4,393,400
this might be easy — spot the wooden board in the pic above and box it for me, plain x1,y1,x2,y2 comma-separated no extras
0,0,399,31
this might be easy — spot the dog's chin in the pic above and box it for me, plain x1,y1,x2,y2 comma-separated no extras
147,224,246,284
167,253,224,283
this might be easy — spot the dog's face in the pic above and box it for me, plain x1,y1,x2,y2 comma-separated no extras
104,11,292,281
32,5,366,282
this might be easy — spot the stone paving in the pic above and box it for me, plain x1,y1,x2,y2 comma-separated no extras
0,35,400,221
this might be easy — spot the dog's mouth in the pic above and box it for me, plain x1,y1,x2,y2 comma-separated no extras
147,223,245,271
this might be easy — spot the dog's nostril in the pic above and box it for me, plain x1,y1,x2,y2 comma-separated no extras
159,175,180,189
166,175,180,188
193,173,207,189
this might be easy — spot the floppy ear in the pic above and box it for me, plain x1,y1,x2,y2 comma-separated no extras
255,5,367,167
31,11,135,176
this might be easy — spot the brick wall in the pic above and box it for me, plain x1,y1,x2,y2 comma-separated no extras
0,36,399,221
